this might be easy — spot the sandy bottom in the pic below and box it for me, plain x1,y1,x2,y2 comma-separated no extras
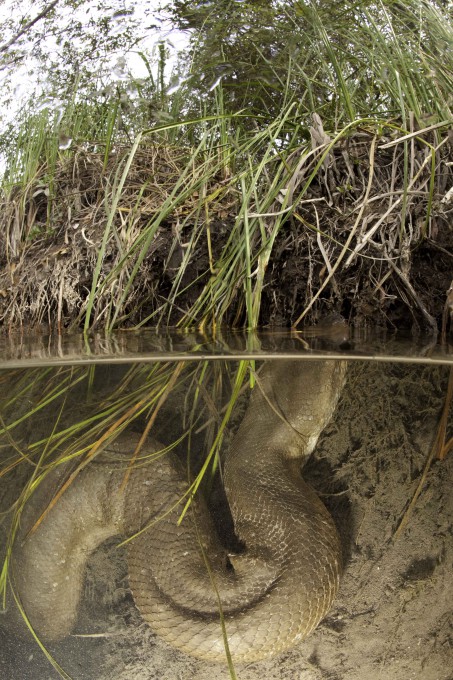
1,360,452,680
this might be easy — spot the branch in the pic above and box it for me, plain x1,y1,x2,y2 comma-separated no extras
0,0,60,55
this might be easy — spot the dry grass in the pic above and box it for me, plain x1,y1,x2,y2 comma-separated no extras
0,120,451,332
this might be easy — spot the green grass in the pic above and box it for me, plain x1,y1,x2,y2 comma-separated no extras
0,0,451,332
0,2,452,674
1,108,450,332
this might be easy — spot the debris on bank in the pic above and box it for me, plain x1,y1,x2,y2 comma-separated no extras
0,124,451,332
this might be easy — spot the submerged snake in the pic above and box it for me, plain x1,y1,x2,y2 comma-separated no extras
11,360,346,662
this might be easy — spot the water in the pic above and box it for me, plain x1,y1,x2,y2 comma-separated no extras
0,336,452,680
1,1,452,676
0,326,451,368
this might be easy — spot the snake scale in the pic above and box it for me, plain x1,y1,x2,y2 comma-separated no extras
11,360,347,662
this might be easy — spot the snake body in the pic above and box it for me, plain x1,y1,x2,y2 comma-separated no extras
12,360,346,662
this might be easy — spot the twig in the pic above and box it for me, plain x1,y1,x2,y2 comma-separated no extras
378,120,453,149
0,1,60,54
345,136,449,267
393,366,453,540
441,279,453,344
386,258,437,333
293,136,377,327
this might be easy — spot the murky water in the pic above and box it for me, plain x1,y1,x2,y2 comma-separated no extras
0,341,452,680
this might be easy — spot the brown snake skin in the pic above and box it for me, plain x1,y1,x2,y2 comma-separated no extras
12,360,346,662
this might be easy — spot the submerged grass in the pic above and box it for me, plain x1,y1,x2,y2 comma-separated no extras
0,359,251,677
0,359,249,586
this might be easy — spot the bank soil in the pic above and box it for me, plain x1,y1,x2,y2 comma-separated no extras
0,360,452,680
0,128,452,333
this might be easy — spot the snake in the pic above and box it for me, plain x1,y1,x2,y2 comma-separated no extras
11,360,346,663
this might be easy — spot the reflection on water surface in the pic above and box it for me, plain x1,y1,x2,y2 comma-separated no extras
0,326,452,367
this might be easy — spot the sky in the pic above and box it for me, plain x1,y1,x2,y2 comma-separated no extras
0,0,191,130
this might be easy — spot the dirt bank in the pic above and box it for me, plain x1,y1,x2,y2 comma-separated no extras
1,128,452,333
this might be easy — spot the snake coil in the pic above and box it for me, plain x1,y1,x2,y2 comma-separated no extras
12,360,346,662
